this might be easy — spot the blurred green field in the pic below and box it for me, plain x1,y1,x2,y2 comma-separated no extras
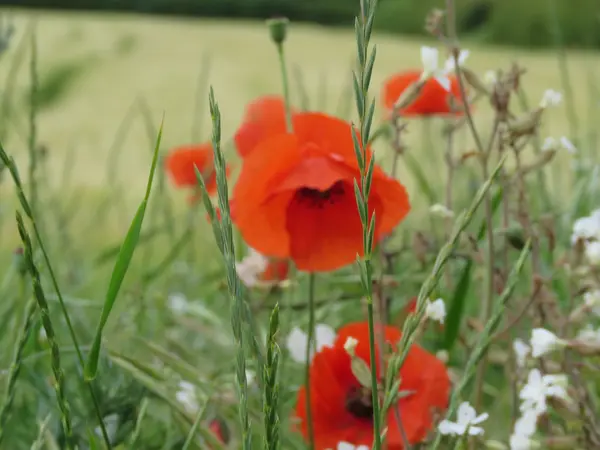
1,9,599,205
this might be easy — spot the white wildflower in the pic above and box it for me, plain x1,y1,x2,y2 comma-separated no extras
443,49,470,73
236,248,268,287
425,298,446,324
583,290,600,316
519,369,569,415
436,350,449,363
510,433,539,450
176,381,199,415
286,324,336,363
513,339,531,369
576,325,600,346
438,401,489,436
430,203,455,219
336,443,369,450
559,136,576,153
585,241,600,265
483,70,498,86
539,89,562,108
509,409,539,450
420,46,451,91
168,292,189,314
541,136,576,153
530,328,567,358
571,210,600,244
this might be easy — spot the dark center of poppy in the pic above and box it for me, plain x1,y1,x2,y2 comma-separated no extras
345,386,374,420
295,180,346,209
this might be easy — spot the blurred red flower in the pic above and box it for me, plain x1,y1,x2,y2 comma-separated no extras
261,258,290,284
232,112,410,272
382,70,464,118
208,418,228,447
165,143,231,197
234,95,294,158
295,322,450,449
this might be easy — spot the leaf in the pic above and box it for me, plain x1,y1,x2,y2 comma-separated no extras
442,186,504,351
84,120,163,380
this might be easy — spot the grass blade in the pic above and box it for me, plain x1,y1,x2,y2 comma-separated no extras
84,120,163,380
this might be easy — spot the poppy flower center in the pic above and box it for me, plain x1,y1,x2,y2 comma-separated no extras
295,180,346,209
345,386,374,420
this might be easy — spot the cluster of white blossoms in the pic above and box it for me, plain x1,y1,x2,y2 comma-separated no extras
438,401,489,437
509,328,572,449
571,209,600,265
419,45,469,92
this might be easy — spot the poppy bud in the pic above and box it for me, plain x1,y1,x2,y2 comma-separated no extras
506,109,543,140
462,67,490,95
350,356,373,389
266,17,289,46
392,79,425,115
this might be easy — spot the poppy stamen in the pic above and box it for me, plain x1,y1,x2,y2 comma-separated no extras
345,386,374,420
296,181,346,209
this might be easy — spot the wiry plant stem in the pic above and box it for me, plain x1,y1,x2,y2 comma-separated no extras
304,274,316,450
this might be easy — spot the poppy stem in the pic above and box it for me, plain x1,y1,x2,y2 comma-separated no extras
276,43,294,133
304,272,317,450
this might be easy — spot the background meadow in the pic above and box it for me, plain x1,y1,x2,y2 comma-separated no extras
0,1,600,449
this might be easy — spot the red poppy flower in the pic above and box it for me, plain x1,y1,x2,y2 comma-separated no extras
165,143,231,196
232,112,410,272
208,418,228,447
382,70,465,118
234,96,294,158
295,322,450,449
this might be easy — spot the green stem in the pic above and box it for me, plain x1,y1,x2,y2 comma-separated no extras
276,43,293,132
366,298,383,449
304,273,316,450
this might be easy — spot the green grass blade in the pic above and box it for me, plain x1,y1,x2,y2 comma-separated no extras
84,120,163,380
443,186,504,351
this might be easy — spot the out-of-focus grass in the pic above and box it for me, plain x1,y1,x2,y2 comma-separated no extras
0,9,598,201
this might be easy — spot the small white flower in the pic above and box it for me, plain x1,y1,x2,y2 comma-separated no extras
176,381,199,414
483,70,498,86
438,401,489,436
559,136,576,154
541,136,576,154
539,89,562,108
510,433,539,450
519,369,569,415
585,241,600,265
530,328,567,358
576,325,600,346
336,443,369,450
420,46,451,91
514,409,538,438
430,203,455,219
513,339,531,368
168,292,189,314
436,350,449,363
571,212,600,244
236,248,269,287
443,49,470,73
583,290,600,316
425,298,446,324
286,324,336,363
344,336,359,356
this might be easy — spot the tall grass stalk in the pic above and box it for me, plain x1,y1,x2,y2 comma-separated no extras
429,241,531,449
351,0,383,447
0,140,112,446
263,304,281,450
0,279,34,445
195,88,252,450
27,25,38,224
16,213,73,449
